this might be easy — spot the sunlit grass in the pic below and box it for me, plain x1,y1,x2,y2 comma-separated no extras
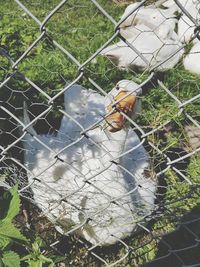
0,0,200,266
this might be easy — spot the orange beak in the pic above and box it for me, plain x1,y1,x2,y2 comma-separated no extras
106,90,136,132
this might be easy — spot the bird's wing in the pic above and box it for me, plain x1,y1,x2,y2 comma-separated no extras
23,102,66,175
58,85,105,138
120,129,157,213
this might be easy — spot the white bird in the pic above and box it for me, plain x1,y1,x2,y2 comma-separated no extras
119,2,177,38
101,2,184,71
183,41,200,74
101,24,184,72
162,0,198,14
23,80,157,246
178,1,200,43
162,0,179,11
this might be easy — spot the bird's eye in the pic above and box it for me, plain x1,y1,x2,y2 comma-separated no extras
116,84,120,90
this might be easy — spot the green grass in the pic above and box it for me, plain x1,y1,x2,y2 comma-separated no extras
0,0,200,266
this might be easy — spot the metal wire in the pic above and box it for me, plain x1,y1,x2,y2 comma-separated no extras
0,0,200,266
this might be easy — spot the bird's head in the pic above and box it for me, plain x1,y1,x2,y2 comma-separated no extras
105,80,142,132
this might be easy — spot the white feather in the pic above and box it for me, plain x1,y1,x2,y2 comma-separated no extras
178,1,200,43
23,81,156,245
119,3,177,33
183,42,200,74
101,24,183,71
101,2,184,71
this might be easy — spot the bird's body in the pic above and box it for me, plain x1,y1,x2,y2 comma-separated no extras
183,42,200,74
23,81,156,245
101,3,183,71
119,3,177,35
178,1,200,43
163,0,198,14
101,24,183,71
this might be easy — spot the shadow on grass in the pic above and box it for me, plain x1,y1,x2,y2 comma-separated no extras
144,205,200,267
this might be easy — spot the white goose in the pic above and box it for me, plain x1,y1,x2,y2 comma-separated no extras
177,1,200,43
183,41,200,74
23,80,156,246
162,0,197,14
119,2,177,39
101,24,183,71
101,4,183,71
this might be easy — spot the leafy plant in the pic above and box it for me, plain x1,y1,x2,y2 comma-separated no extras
0,186,27,267
22,237,54,267
0,0,200,266
0,186,57,267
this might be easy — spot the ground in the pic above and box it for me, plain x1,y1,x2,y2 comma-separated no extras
0,0,200,266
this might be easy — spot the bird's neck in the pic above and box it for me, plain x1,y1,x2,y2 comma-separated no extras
102,127,129,160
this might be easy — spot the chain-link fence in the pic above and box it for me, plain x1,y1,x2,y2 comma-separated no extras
0,0,200,266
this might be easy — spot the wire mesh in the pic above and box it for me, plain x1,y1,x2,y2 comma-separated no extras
0,0,200,266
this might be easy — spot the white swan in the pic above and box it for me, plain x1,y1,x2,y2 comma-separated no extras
183,41,200,74
101,24,184,72
23,80,156,246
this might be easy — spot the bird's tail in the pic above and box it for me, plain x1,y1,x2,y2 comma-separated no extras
23,102,37,136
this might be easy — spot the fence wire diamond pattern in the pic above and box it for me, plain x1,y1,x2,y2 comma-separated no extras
0,0,200,266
